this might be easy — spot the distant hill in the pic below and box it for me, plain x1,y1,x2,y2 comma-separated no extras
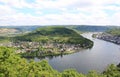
33,26,80,36
68,25,118,32
0,26,41,32
106,28,120,36
0,28,19,33
14,26,93,48
0,28,22,37
0,25,119,32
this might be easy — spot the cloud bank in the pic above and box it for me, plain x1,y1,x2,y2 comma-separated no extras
0,0,120,26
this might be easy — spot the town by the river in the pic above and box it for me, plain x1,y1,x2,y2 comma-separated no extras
33,33,120,74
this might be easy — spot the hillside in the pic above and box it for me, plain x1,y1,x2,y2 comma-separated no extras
0,26,40,32
0,28,19,33
69,25,116,32
0,28,21,42
0,28,21,37
106,28,120,36
95,28,120,45
14,27,93,47
0,27,93,57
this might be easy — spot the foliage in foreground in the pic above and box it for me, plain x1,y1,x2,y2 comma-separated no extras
0,47,120,77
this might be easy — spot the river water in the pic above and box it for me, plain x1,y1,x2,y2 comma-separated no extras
34,33,120,74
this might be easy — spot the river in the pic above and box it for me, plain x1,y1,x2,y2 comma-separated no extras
34,33,120,74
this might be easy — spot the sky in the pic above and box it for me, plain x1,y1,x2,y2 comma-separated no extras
0,0,120,26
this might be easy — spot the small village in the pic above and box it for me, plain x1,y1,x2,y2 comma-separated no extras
0,41,82,53
96,33,120,45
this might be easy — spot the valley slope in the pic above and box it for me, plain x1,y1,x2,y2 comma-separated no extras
0,26,93,57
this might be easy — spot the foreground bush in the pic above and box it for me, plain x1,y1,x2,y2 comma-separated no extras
0,47,120,77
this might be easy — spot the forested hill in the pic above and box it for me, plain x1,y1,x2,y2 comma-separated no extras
106,28,120,36
30,26,80,36
69,25,118,32
14,27,93,48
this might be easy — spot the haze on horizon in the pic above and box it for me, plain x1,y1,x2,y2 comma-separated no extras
0,0,120,26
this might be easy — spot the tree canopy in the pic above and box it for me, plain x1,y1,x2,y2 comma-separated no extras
0,47,120,77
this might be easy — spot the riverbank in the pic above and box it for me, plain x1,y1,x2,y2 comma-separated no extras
21,48,80,58
0,41,93,58
93,33,120,45
19,42,84,58
27,33,120,74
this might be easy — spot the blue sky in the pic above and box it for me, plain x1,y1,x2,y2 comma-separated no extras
0,0,120,26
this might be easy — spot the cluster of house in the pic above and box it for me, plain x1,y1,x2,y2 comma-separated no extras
96,33,120,45
44,43,81,52
0,42,82,53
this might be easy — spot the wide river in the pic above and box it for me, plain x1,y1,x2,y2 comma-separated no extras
34,33,120,74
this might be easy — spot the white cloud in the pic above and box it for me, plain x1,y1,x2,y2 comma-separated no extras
110,12,120,25
0,0,120,26
0,5,16,16
0,0,32,8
